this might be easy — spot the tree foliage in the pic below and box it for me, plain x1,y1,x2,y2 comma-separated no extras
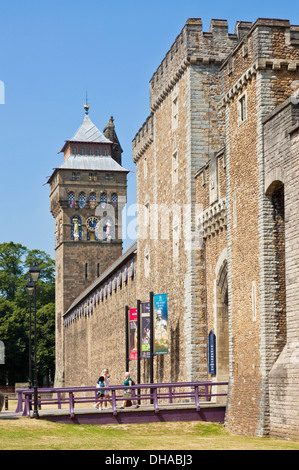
0,242,55,386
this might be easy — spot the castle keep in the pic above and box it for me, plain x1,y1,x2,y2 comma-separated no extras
50,18,299,439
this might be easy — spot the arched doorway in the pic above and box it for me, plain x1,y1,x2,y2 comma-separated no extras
266,180,287,357
216,257,229,383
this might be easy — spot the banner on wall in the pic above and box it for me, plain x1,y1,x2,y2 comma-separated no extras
154,293,169,355
141,302,151,359
129,308,137,360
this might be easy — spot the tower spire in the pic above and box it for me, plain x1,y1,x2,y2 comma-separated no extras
83,90,90,115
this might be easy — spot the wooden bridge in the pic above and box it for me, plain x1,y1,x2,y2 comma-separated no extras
15,381,228,425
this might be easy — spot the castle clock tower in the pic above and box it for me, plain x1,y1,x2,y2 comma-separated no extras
48,103,128,386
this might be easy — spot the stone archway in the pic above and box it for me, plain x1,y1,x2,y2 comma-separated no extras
215,256,229,385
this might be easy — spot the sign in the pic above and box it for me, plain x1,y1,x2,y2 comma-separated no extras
154,294,169,355
141,302,151,358
209,330,216,375
129,308,137,360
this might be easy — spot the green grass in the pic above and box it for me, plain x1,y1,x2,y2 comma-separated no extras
1,419,299,450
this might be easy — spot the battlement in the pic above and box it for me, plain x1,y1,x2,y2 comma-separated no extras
132,114,154,163
149,18,249,110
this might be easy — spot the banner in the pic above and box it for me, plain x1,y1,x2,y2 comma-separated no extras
141,302,151,358
129,308,137,360
154,293,169,355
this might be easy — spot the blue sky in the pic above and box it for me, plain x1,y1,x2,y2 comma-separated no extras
0,0,298,259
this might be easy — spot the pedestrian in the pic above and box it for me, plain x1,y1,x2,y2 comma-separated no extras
94,375,105,410
102,368,112,407
120,372,139,409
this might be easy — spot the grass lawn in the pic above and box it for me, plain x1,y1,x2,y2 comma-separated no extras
0,419,299,450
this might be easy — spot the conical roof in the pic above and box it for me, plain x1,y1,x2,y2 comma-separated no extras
69,114,112,144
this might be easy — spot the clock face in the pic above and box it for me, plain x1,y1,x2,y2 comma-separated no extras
86,216,99,232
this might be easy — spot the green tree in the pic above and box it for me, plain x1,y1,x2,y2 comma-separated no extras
0,242,55,386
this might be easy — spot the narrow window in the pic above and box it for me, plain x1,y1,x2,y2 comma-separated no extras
172,151,178,185
100,192,107,204
88,146,93,156
78,192,86,209
97,263,100,277
85,263,88,279
80,146,85,155
252,281,257,322
239,94,247,123
68,192,75,208
233,191,237,228
172,96,178,130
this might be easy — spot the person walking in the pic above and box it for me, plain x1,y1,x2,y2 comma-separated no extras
102,368,111,407
94,375,105,410
120,372,139,409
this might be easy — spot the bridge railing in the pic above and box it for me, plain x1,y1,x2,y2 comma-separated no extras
17,381,228,419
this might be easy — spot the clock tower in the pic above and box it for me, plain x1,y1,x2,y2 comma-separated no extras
48,102,128,386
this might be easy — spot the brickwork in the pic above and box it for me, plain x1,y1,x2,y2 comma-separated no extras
62,245,137,387
263,98,299,440
51,16,299,440
133,19,238,384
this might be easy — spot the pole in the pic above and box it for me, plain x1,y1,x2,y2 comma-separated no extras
33,285,39,418
137,299,141,385
125,306,129,372
149,291,154,403
28,296,32,389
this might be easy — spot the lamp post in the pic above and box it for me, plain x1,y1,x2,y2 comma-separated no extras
28,261,41,418
25,279,34,389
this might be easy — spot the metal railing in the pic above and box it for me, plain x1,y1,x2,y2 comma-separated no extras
16,381,228,419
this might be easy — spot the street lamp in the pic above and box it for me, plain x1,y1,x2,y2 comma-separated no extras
28,261,41,418
25,279,34,389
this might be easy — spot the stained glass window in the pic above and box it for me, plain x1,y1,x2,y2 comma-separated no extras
100,192,107,203
68,192,75,208
78,192,86,209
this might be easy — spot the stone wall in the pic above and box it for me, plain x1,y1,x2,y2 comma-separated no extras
62,244,138,387
263,98,299,440
222,18,299,437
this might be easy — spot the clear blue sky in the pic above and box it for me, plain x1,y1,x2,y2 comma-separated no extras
0,0,298,259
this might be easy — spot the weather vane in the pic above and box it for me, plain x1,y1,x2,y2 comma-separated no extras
84,90,90,115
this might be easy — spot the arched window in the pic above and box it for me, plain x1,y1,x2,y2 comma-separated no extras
73,145,78,155
95,146,101,156
103,147,108,156
100,192,107,204
88,146,93,156
111,193,118,209
68,192,75,208
89,192,97,209
78,192,86,209
80,146,85,155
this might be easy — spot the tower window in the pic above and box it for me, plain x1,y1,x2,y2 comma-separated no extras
111,193,118,209
89,172,97,181
78,192,86,209
89,192,97,208
68,192,75,208
71,172,80,181
100,192,107,204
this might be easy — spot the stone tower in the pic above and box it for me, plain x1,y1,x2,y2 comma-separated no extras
48,103,128,386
